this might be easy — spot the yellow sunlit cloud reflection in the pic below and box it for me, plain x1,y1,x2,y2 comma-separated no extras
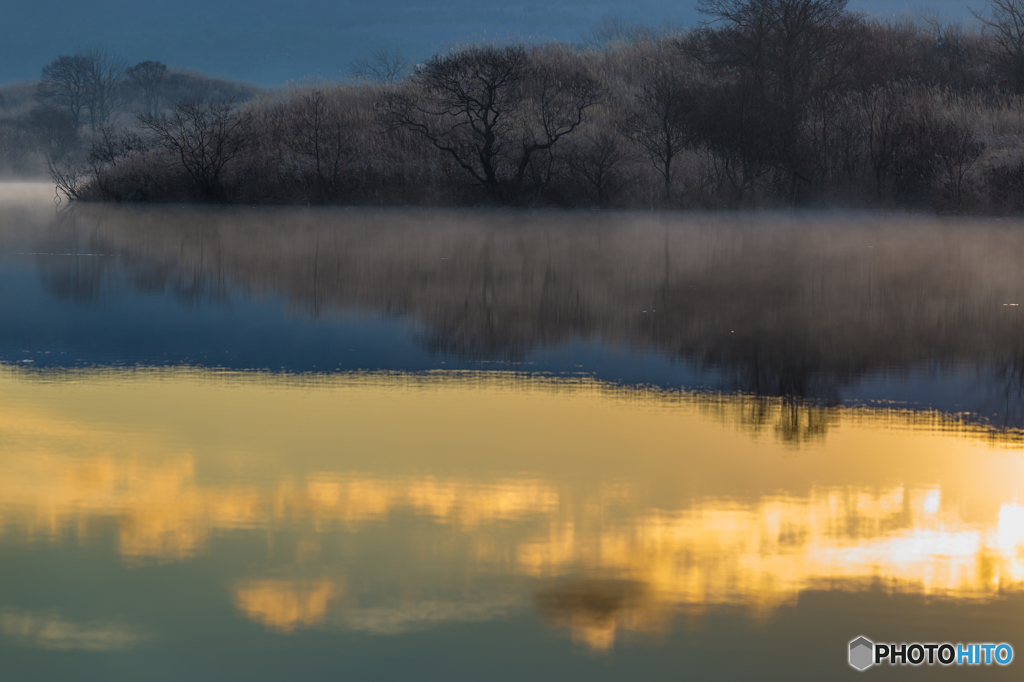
234,580,340,633
0,609,148,651
2,367,1024,650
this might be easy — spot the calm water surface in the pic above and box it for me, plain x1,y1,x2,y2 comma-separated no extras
2,184,1024,680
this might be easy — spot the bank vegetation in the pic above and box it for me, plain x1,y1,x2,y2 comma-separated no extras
21,0,1024,212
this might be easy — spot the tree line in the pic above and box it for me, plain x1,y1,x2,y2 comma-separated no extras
0,50,259,178
34,0,1024,212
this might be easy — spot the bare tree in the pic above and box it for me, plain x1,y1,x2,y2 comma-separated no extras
697,0,861,94
139,98,253,201
858,82,908,199
383,45,600,201
48,160,86,201
88,125,146,173
568,131,624,205
515,51,604,197
84,125,148,199
382,45,527,198
349,48,408,84
933,119,985,209
127,60,169,117
618,55,694,201
285,88,356,202
84,48,128,130
692,77,785,204
37,54,91,128
696,0,866,197
972,0,1024,92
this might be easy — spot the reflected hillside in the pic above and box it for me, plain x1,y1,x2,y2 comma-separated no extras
8,204,1024,401
3,368,1024,650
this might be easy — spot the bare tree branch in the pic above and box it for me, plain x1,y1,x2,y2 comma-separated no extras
139,98,253,201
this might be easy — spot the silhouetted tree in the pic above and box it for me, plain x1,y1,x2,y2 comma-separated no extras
48,160,86,200
693,77,786,204
516,48,604,198
127,60,168,117
972,0,1024,92
88,124,146,173
383,45,600,201
83,48,128,130
858,82,908,199
85,124,148,198
933,118,984,209
285,87,355,202
567,131,623,205
37,54,91,128
139,98,252,201
382,45,527,199
618,52,694,201
349,48,408,84
889,101,942,205
696,0,866,198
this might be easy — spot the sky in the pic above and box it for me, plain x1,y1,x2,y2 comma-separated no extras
0,0,981,85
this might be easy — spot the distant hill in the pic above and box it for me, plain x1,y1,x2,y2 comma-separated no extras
1,0,977,85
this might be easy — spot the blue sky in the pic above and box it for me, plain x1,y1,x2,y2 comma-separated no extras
1,0,982,85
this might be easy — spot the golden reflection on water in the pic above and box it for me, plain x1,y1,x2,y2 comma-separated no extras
235,580,341,633
2,367,1024,649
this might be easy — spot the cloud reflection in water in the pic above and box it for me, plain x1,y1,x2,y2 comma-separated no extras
1,367,1024,650
0,610,147,651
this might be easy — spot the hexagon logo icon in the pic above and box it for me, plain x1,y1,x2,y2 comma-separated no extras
849,636,874,671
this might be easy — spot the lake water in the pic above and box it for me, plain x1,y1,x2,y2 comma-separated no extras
1,184,1024,679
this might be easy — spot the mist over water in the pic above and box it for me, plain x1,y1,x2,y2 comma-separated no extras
2,184,1024,428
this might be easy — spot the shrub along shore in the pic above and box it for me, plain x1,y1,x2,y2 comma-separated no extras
42,0,1024,212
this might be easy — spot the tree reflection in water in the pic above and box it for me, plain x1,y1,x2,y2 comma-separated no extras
4,203,1024,429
